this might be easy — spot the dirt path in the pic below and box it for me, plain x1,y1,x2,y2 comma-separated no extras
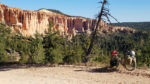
0,65,149,84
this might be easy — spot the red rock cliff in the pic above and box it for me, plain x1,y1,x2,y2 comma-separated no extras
0,4,135,37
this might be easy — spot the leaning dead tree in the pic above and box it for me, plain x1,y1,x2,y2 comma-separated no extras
85,0,118,63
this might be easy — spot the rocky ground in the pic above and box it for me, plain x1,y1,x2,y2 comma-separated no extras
0,65,149,84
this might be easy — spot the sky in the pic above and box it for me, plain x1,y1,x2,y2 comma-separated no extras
0,0,150,22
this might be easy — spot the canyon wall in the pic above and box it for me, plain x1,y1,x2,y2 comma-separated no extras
0,4,135,37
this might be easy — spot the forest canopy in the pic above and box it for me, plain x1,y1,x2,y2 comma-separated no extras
0,23,150,67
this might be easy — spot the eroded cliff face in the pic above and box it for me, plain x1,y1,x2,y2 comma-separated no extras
0,4,135,37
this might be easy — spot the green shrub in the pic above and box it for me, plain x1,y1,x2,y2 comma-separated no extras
28,34,45,64
19,52,28,64
43,32,64,64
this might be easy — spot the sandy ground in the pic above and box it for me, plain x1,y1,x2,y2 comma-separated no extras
0,65,149,84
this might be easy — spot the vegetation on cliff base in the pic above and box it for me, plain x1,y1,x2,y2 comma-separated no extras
0,23,150,67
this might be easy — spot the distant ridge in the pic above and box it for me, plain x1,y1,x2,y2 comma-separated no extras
38,8,71,17
38,8,90,19
112,22,150,30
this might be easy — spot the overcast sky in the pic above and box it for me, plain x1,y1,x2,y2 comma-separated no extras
1,0,150,22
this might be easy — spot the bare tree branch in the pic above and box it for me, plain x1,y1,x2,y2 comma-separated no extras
85,0,119,64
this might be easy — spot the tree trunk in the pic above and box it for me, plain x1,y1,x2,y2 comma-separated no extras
86,0,107,63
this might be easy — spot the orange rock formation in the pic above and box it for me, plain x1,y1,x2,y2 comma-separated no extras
0,4,135,37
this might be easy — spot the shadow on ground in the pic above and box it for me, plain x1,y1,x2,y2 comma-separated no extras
88,67,150,78
88,67,119,73
0,63,25,71
0,63,50,72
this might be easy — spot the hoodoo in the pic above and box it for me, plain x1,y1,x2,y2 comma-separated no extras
0,4,135,37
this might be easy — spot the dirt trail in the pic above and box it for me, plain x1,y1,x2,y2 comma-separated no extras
0,65,149,84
